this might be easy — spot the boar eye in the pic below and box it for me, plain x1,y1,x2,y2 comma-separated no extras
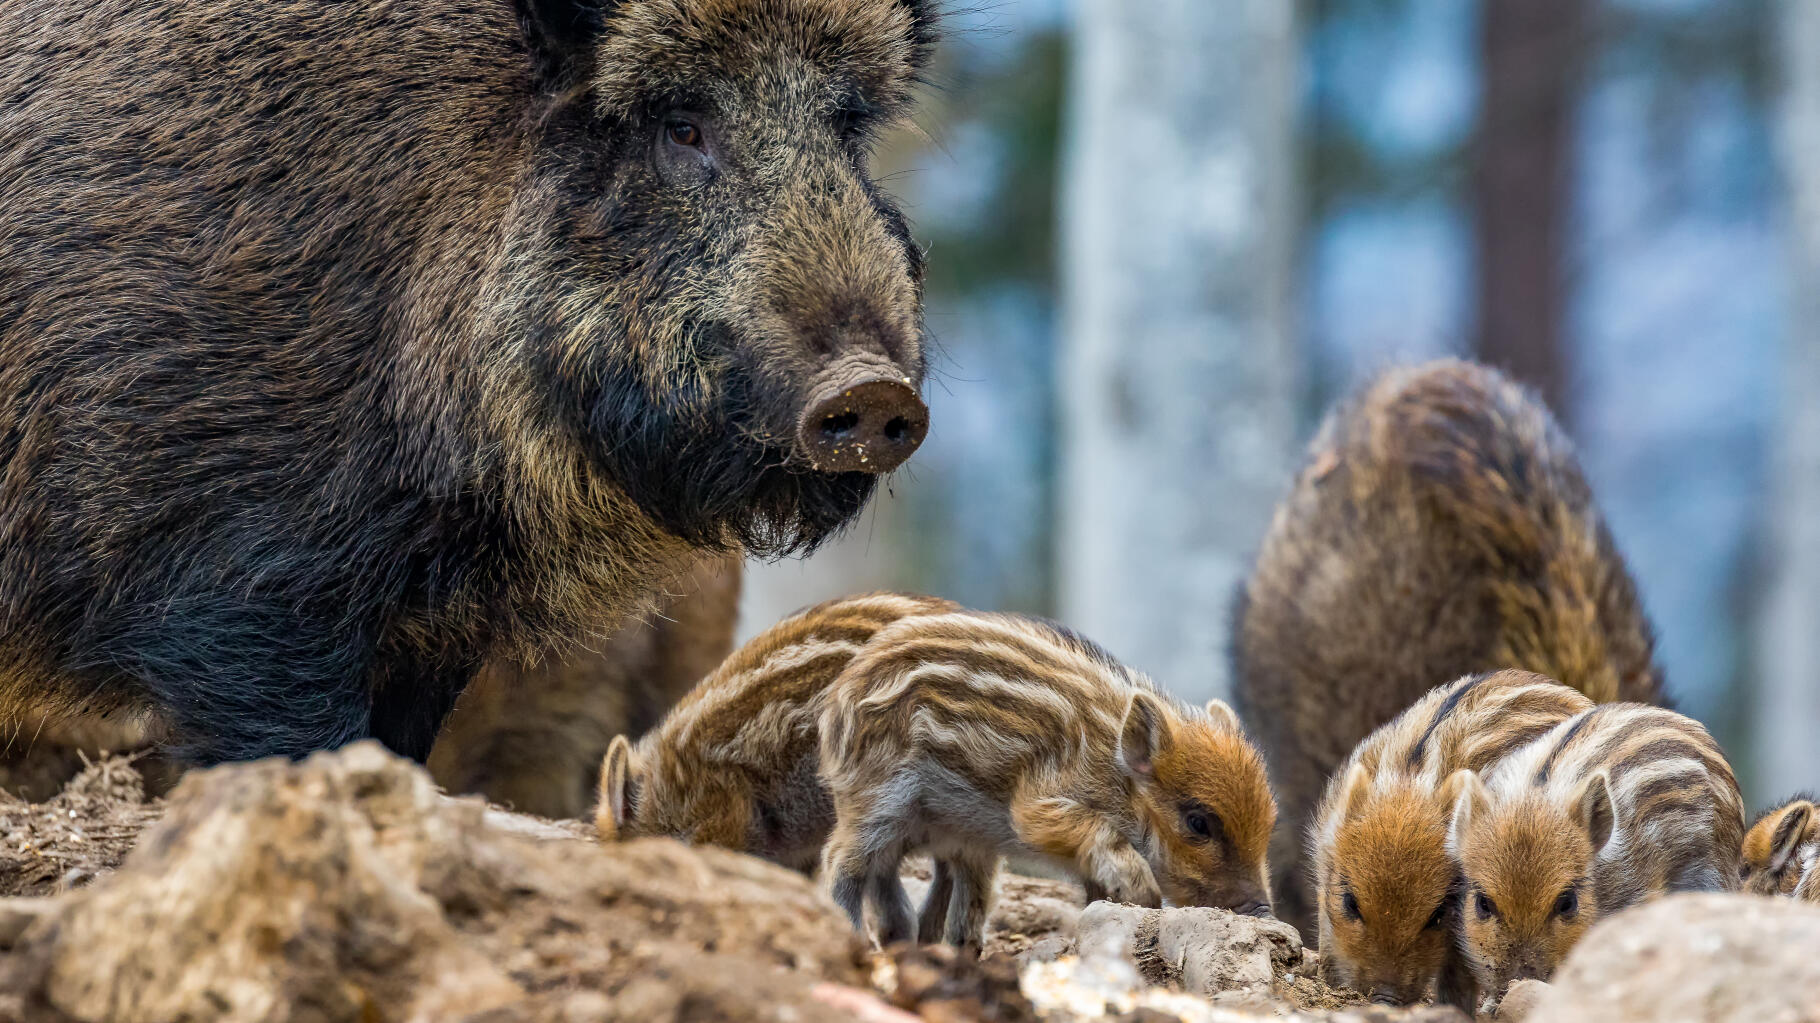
1475,891,1498,920
665,118,703,149
1341,890,1361,922
1553,888,1578,918
1424,901,1449,930
655,112,715,184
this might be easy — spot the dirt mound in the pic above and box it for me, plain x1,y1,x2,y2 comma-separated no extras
0,743,879,1023
1534,893,1820,1023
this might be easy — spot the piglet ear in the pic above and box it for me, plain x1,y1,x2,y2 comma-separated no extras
1204,698,1243,734
1770,801,1816,874
597,734,639,839
1577,770,1617,855
1120,691,1173,779
1443,770,1487,857
1339,762,1372,821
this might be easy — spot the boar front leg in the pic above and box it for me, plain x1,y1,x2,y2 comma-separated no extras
1012,792,1161,908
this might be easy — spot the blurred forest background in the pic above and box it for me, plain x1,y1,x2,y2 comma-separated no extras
740,0,1820,806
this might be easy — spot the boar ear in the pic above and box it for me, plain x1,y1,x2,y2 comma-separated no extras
597,734,639,837
516,0,616,86
1204,698,1242,734
896,0,942,52
1443,770,1487,857
1120,691,1173,779
1770,801,1816,874
1576,771,1617,854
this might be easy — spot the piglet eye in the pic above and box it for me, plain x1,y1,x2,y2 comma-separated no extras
665,119,702,148
1341,891,1361,922
1553,888,1578,918
1183,810,1215,840
1475,891,1497,920
1739,865,1751,881
1425,901,1449,930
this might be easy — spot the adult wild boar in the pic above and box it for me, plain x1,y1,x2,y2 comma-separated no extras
0,0,936,763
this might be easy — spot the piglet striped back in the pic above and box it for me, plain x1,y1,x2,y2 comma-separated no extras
1484,703,1744,904
1331,669,1595,802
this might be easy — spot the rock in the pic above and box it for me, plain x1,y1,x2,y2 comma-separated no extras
991,873,1085,952
1493,979,1549,1022
0,742,866,1023
1019,953,1468,1022
877,944,1038,1022
1075,902,1302,1001
1533,893,1820,1023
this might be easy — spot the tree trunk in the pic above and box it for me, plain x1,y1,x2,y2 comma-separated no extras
1757,0,1820,800
1057,1,1299,701
1473,0,1585,419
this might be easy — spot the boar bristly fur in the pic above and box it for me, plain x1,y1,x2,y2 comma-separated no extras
1234,360,1662,936
0,0,938,764
429,552,743,819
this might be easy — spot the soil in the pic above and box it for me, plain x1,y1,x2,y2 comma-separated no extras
0,755,158,897
0,752,1490,1022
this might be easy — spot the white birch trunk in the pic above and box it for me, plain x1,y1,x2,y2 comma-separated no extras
1759,0,1820,797
1057,0,1300,701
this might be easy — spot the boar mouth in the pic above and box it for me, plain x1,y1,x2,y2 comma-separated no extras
580,357,880,557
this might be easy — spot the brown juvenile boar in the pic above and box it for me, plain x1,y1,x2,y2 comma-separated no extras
1447,703,1743,1009
597,592,957,871
1234,360,1662,935
0,0,937,766
1740,796,1819,898
1311,670,1592,1007
818,611,1276,951
429,552,742,819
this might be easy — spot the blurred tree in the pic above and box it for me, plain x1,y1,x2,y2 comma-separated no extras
1473,0,1585,418
1058,1,1299,700
1756,0,1820,800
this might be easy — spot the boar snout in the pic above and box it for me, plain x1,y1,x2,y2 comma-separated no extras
796,358,927,474
1234,897,1273,919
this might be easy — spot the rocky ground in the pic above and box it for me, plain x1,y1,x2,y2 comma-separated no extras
0,746,1810,1023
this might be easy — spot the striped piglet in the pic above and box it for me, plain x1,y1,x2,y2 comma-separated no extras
1310,669,1593,1008
597,592,957,870
1741,796,1819,899
818,610,1277,951
1446,703,1744,1004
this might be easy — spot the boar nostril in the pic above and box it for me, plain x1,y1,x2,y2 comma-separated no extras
820,412,860,439
797,375,928,474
